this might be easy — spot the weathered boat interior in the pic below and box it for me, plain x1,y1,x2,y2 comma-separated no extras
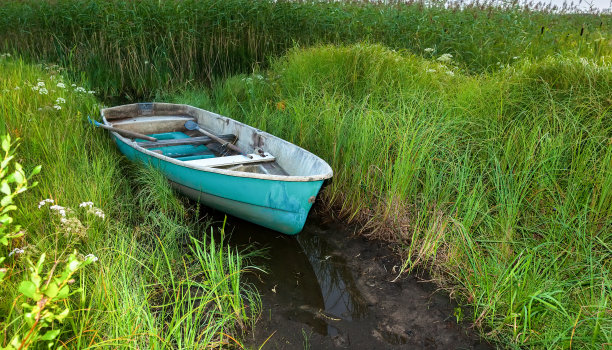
101,103,333,180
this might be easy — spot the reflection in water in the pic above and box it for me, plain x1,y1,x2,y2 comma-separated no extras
221,217,366,336
297,230,367,322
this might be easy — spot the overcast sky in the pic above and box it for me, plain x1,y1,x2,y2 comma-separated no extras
545,0,611,11
436,0,612,12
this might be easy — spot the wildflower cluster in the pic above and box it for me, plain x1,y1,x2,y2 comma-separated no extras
15,67,95,111
79,201,105,219
38,198,54,208
420,52,457,77
49,204,68,217
39,199,105,239
437,53,453,63
31,81,49,95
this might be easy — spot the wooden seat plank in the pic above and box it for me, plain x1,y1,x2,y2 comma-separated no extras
184,153,275,168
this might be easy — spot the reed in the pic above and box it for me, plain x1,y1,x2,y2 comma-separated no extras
0,57,258,349
171,44,612,348
0,0,609,99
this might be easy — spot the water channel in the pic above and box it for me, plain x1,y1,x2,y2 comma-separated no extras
208,210,492,349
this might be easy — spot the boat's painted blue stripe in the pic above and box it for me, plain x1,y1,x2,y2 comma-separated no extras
169,181,308,234
114,136,323,234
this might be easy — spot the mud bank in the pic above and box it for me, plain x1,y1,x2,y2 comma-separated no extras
217,213,492,350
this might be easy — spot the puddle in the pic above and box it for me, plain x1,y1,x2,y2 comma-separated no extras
205,211,491,349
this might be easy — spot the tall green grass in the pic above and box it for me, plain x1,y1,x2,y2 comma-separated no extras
170,44,612,348
0,0,609,98
0,58,259,348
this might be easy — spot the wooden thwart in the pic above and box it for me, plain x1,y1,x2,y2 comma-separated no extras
184,153,275,168
136,134,236,148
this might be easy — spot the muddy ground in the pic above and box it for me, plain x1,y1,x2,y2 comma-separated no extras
219,213,493,350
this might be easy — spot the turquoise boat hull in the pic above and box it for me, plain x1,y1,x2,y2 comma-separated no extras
113,135,324,234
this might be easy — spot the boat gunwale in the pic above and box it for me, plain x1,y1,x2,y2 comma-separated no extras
101,104,333,183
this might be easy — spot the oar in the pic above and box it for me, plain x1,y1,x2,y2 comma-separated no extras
88,117,157,142
184,120,252,158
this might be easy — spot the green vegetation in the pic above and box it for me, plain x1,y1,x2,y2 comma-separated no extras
0,0,610,98
171,44,611,348
0,58,259,349
1,0,611,348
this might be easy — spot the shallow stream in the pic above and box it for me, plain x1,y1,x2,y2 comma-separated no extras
212,211,492,349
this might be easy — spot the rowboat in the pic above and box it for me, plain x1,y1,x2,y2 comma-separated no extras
98,102,333,235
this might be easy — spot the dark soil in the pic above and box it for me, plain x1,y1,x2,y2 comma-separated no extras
219,213,493,350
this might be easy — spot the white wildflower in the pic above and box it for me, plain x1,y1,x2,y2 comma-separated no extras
8,248,25,257
49,204,67,217
144,60,149,65
38,198,54,208
38,108,43,111
513,56,519,60
57,82,66,88
31,86,39,91
437,53,453,63
53,105,62,110
92,208,105,219
37,81,45,87
55,97,66,104
446,70,455,76
82,202,106,219
87,90,96,94
426,69,437,73
71,83,76,87
74,87,86,93
14,86,20,90
39,88,48,95
84,254,99,262
424,48,435,53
